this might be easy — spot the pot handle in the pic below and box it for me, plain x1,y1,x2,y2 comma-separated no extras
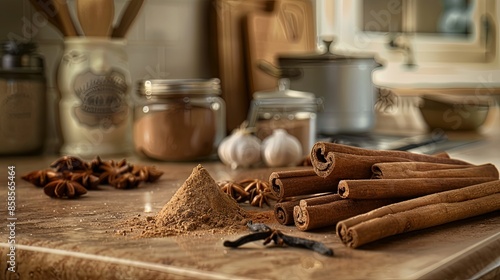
257,60,302,79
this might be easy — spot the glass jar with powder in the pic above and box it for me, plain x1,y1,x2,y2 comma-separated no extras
0,41,46,155
134,78,226,161
247,79,322,156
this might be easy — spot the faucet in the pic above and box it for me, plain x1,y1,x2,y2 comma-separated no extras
387,33,417,68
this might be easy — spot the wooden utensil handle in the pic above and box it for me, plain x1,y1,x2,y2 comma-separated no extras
52,0,78,36
112,0,145,38
29,0,64,35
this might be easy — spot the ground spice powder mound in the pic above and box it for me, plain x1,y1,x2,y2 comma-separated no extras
141,164,249,237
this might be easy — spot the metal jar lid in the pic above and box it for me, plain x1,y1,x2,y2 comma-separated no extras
1,40,44,72
250,79,323,110
253,79,317,103
137,78,221,98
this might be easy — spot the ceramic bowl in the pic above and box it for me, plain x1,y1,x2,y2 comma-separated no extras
418,94,491,131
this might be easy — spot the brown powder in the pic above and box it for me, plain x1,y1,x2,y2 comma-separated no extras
133,106,217,161
116,165,279,238
140,164,248,237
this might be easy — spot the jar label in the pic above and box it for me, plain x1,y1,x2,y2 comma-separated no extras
73,71,128,128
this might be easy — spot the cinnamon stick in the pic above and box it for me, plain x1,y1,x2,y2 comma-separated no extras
336,180,500,248
311,142,471,178
432,151,451,158
293,195,397,231
274,200,300,225
338,177,497,200
371,162,499,179
311,151,414,179
269,169,335,199
274,194,341,225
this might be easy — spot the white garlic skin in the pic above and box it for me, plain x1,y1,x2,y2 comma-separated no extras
261,129,302,167
217,135,234,166
217,129,261,169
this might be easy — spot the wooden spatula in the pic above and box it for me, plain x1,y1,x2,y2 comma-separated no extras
51,0,79,36
76,0,115,37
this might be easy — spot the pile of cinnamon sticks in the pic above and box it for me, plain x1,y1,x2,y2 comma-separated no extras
271,142,500,248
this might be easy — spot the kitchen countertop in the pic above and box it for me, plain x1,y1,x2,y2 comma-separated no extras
1,128,499,280
372,63,500,90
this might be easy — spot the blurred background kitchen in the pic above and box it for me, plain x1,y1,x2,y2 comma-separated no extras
0,0,499,160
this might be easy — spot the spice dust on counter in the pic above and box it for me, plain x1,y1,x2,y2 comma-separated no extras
117,164,276,238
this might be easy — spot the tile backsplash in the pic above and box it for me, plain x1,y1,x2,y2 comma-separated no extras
0,0,215,153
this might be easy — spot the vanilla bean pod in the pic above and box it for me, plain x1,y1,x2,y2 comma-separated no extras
246,221,271,232
279,234,333,256
223,222,334,256
223,231,275,247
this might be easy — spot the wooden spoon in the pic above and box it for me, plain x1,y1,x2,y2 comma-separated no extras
112,0,145,38
76,0,115,37
51,0,79,37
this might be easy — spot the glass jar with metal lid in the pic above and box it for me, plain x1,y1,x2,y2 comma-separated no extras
0,41,46,155
133,78,226,161
247,79,322,155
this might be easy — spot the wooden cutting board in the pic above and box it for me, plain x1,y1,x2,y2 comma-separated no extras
244,0,316,94
211,0,274,132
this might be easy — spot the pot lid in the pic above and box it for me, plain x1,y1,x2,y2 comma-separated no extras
278,39,379,63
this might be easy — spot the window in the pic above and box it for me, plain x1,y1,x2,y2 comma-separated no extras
318,0,493,63
362,0,473,36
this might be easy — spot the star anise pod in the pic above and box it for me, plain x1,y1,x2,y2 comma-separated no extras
97,159,132,185
22,169,61,187
71,169,100,190
239,178,271,193
132,165,164,183
111,173,141,189
50,156,88,172
250,189,277,207
88,155,105,173
218,180,249,202
43,172,87,199
238,178,278,207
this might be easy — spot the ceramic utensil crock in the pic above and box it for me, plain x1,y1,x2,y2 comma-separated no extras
57,38,131,156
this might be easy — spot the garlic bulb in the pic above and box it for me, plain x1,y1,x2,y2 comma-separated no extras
217,135,235,166
217,125,261,169
261,129,302,167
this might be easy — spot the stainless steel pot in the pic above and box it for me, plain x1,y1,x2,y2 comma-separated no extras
260,41,382,135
